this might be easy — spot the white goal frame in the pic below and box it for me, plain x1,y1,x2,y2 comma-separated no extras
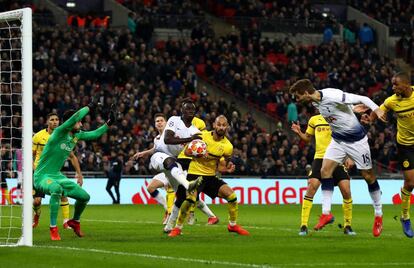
0,7,32,247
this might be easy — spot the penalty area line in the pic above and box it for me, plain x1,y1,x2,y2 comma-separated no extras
35,245,271,268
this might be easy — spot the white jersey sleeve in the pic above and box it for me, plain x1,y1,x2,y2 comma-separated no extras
315,88,369,142
322,88,379,111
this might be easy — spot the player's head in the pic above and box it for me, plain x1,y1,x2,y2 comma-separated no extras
63,109,82,132
392,72,411,96
180,98,196,121
46,112,60,130
154,113,166,132
213,115,229,137
289,79,316,102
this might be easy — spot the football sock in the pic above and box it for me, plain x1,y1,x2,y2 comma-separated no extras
197,200,215,217
73,200,88,221
368,180,382,216
177,199,195,228
321,178,334,215
50,193,61,226
170,166,189,190
150,189,167,210
401,187,411,220
33,204,41,216
226,193,238,225
166,204,180,227
301,195,313,227
342,198,353,227
61,200,70,222
166,187,175,213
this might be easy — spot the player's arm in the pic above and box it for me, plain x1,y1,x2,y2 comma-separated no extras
132,146,155,160
337,91,387,122
69,152,83,186
164,129,201,145
370,101,390,122
218,144,235,173
76,124,109,141
291,121,312,143
55,106,90,135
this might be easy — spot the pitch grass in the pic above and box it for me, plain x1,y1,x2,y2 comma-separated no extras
1,204,413,268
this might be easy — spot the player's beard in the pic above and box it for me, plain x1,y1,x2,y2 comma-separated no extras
215,129,225,137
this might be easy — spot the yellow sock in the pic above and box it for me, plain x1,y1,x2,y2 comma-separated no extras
4,189,11,204
189,202,196,213
226,193,238,223
177,193,196,227
301,195,313,227
401,187,411,220
166,187,175,214
342,198,353,227
60,200,70,221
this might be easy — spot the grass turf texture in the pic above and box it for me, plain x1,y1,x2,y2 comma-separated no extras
1,204,412,267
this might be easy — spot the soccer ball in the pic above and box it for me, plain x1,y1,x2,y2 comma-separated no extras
185,139,207,158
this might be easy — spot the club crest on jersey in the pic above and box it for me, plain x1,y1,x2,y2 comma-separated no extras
60,143,72,152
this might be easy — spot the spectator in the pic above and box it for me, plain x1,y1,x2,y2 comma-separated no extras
359,23,374,45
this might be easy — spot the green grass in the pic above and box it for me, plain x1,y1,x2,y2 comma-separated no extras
1,204,413,267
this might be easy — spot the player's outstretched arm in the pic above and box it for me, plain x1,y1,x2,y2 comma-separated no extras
75,124,109,141
56,106,90,134
131,147,155,160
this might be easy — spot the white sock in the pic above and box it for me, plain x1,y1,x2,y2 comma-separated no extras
369,190,383,216
197,200,215,217
321,190,333,215
170,166,189,190
229,221,236,226
166,204,180,227
153,191,167,210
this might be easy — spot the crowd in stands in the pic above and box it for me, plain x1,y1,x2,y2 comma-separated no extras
0,2,405,177
350,0,414,34
28,21,401,177
122,0,207,30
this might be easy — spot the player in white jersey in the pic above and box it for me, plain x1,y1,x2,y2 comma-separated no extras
290,79,387,237
132,113,216,225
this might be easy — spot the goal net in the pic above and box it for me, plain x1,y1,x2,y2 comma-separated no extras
0,8,32,246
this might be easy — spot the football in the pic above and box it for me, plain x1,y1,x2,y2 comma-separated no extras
185,139,207,157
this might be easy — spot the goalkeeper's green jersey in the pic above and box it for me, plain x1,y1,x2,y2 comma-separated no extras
34,106,108,177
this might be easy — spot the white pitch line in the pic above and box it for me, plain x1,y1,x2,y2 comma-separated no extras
34,245,414,267
36,245,272,268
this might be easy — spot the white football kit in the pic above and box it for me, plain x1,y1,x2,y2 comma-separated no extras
149,116,200,190
314,88,379,169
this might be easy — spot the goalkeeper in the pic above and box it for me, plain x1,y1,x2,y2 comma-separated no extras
34,105,113,240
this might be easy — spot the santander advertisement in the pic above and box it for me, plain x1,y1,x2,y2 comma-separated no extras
3,178,413,205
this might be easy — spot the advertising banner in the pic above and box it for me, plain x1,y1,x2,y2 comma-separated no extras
3,178,412,205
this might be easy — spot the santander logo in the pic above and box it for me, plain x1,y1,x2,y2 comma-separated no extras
132,180,158,204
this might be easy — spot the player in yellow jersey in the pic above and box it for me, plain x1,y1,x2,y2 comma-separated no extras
371,72,414,238
132,113,217,225
169,115,249,237
32,112,83,229
291,115,355,235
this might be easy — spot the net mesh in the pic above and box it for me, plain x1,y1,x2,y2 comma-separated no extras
0,11,24,246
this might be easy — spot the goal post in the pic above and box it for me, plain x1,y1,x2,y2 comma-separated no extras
0,8,32,247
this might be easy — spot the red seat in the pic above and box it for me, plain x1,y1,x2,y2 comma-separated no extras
266,103,277,115
316,72,328,80
266,52,277,64
223,8,236,17
275,53,289,65
155,40,165,50
195,64,206,75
